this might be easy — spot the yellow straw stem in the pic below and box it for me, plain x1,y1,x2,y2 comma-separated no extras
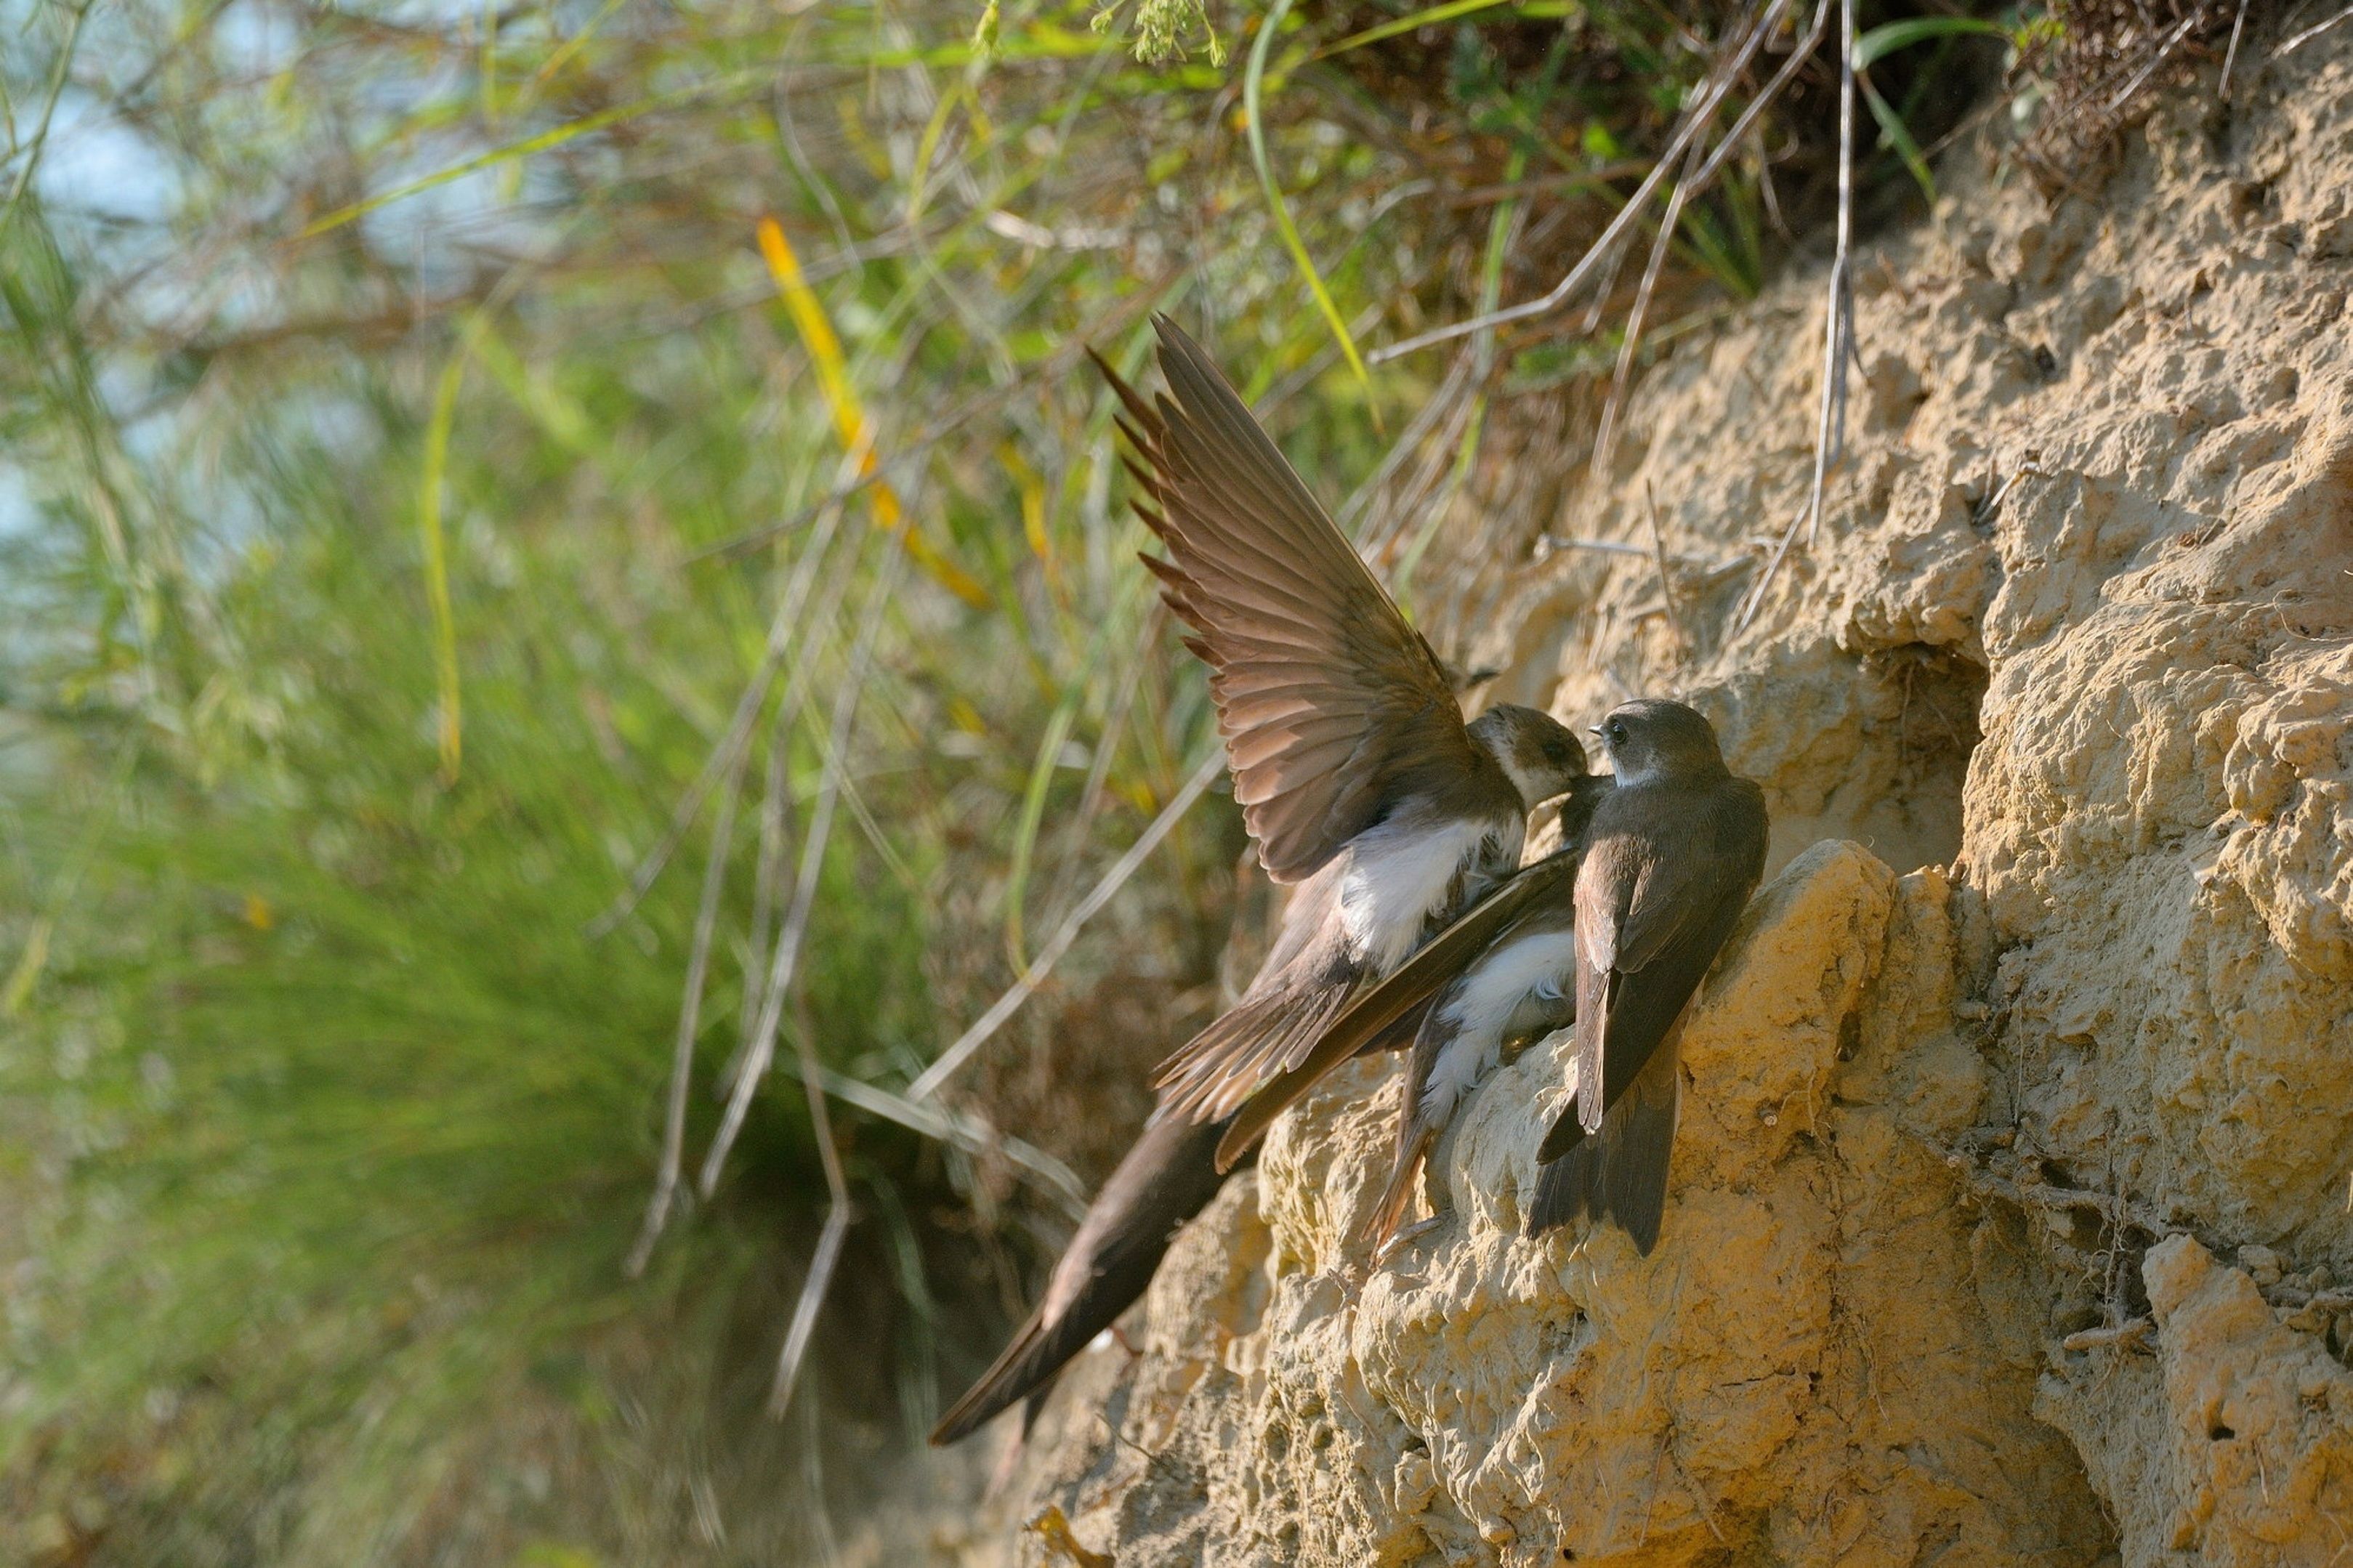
755,217,992,609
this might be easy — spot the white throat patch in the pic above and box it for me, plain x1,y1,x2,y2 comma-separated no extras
1605,753,1660,788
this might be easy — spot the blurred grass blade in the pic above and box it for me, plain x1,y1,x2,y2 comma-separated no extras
1860,70,1937,201
1245,0,1374,412
419,336,471,785
1,919,52,1017
905,81,966,224
470,327,597,456
298,70,764,238
701,541,910,1199
531,0,630,86
1001,697,1076,971
1312,0,1514,59
1853,15,2011,67
1394,147,1520,595
755,216,993,609
869,22,1114,68
1851,15,2009,203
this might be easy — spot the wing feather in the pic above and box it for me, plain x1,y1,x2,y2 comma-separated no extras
1091,318,1476,883
930,1112,1230,1445
1544,775,1767,1160
1213,847,1585,1169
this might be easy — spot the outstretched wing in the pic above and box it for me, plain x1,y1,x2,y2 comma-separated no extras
1152,974,1360,1128
1093,316,1476,884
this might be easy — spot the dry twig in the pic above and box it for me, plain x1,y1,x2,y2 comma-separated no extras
905,747,1226,1103
2060,1318,2153,1352
1371,0,1797,363
1732,0,1857,637
703,536,908,1196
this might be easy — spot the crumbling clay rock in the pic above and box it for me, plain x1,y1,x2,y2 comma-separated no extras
978,849,2115,1564
949,29,2353,1567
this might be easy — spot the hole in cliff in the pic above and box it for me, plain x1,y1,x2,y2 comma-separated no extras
1857,642,1987,870
2210,1423,2235,1442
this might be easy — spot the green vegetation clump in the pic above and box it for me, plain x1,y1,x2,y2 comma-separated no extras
0,0,2214,1554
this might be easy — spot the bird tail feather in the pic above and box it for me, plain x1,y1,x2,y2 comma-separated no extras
1526,1043,1680,1256
930,1309,1065,1447
1355,1118,1436,1252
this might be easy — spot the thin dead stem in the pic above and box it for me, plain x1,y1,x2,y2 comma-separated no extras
2276,0,2353,52
1371,0,1793,364
802,1063,1087,1213
702,537,909,1198
1044,606,1164,921
1732,0,1854,637
2104,12,2201,113
586,490,853,940
732,691,798,1085
905,745,1225,1104
1591,135,1708,484
1647,482,1690,660
1807,0,1858,554
1337,340,1478,538
2219,0,2252,94
626,725,754,1277
770,1203,851,1417
769,985,853,1417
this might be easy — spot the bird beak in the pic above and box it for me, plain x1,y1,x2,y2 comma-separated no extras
1588,725,1604,737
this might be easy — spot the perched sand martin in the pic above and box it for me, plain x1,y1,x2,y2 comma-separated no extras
1527,699,1767,1255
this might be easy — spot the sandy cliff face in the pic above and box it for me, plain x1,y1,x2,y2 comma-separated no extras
946,33,2353,1567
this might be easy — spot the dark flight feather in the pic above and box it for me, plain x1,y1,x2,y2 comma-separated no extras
930,1112,1233,1446
1527,1043,1681,1252
1090,318,1479,886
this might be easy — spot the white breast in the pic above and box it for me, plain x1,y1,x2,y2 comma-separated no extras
1339,811,1520,977
1419,925,1581,1124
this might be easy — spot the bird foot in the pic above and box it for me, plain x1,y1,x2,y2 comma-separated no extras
1374,1214,1447,1264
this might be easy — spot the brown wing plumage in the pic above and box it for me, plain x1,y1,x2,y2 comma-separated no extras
1211,844,1587,1171
1152,971,1358,1128
1529,777,1767,1251
1092,316,1476,884
1357,1002,1456,1250
1527,1040,1681,1253
930,1111,1232,1445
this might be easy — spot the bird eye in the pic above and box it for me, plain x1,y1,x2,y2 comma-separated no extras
1606,720,1626,744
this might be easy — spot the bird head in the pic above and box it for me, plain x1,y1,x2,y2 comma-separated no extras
1466,703,1589,809
1590,698,1727,786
